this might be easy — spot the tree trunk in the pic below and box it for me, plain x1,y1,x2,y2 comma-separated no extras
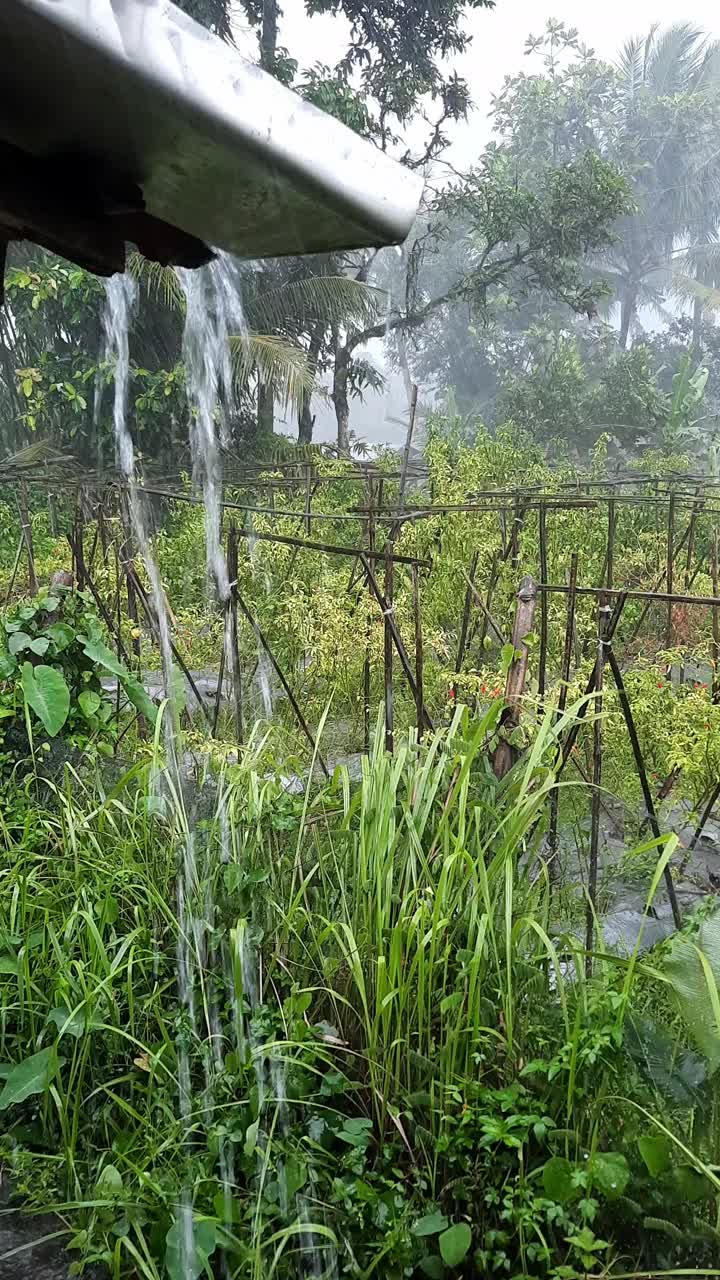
257,380,274,437
260,0,278,69
693,294,704,349
332,337,351,454
298,321,323,444
619,286,637,349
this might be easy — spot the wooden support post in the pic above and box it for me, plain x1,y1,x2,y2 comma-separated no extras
547,553,578,880
459,565,506,647
126,562,213,730
17,484,38,596
492,575,537,780
304,464,312,537
510,494,522,573
538,503,549,702
605,643,682,930
707,524,712,706
234,587,329,776
413,564,424,740
360,553,434,733
4,534,24,606
363,478,375,754
226,522,244,746
384,535,394,754
606,498,616,590
557,592,627,777
586,599,610,976
666,492,675,649
456,550,479,674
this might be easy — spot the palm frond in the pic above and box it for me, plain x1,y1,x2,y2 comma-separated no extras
229,334,318,413
127,254,186,311
647,23,708,97
617,36,647,104
669,271,720,312
250,275,384,335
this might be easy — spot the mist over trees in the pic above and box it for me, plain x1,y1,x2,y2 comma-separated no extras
3,9,720,467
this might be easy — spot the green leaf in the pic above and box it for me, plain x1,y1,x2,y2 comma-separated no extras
21,663,70,736
77,635,157,726
412,1211,449,1237
46,623,74,652
47,1005,86,1039
0,1047,61,1110
96,1164,124,1197
439,1223,472,1266
165,1215,217,1280
588,1151,629,1200
78,689,101,719
39,597,59,612
542,1155,576,1203
0,955,20,976
638,1134,672,1178
673,1164,711,1203
419,1259,444,1279
8,632,49,656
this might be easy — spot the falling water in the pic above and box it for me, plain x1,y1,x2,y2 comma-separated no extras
104,257,335,1277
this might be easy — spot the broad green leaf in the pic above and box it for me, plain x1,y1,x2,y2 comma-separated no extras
0,1047,61,1110
96,1164,124,1196
21,663,70,736
672,1164,712,1204
542,1155,576,1203
665,909,720,1068
38,597,59,612
78,689,101,719
412,1211,449,1237
47,1005,86,1039
588,1151,629,1199
419,1259,444,1279
8,632,48,656
638,1134,672,1178
0,955,20,976
439,1222,472,1266
46,623,74,651
165,1216,216,1280
78,635,157,726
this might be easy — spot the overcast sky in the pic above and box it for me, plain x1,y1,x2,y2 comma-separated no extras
263,0,720,445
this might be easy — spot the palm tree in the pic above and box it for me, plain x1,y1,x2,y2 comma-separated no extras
601,24,720,347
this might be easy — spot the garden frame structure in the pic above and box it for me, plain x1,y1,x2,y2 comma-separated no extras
5,438,720,967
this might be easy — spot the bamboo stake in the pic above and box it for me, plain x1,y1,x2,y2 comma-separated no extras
456,550,479,673
126,563,212,730
363,478,375,754
538,503,549,702
606,498,616,590
3,534,24,605
666,492,675,648
384,535,394,754
459,566,506,646
226,522,244,745
605,643,682,929
492,576,537,780
547,553,578,880
713,527,720,704
360,552,434,733
586,599,610,976
413,564,424,740
17,484,38,595
234,587,328,776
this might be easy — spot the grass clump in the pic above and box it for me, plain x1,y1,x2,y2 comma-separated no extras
0,706,719,1278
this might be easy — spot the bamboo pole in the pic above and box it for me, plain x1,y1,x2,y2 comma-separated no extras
413,564,424,740
17,484,38,596
398,384,418,510
459,565,506,646
456,551,479,674
547,553,578,880
666,492,675,648
384,535,394,754
360,552,434,733
538,503,549,702
363,478,375,754
586,599,610,976
492,576,537,780
234,588,328,776
713,527,720,704
3,534,24,605
226,522,244,745
605,644,682,929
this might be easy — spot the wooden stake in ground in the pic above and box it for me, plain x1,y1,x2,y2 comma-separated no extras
666,492,675,648
17,483,38,596
413,564,424,740
713,526,720,704
456,550,479,674
226,522,244,745
538,503,549,703
398,384,418,510
547,552,578,881
384,535,394,754
492,575,537,780
586,599,611,976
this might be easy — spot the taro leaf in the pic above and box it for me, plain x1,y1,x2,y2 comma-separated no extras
439,1222,472,1267
165,1215,217,1280
21,663,70,737
46,623,74,652
412,1211,449,1237
9,632,49,657
78,689,101,719
0,653,17,679
38,596,59,612
420,1260,444,1278
542,1155,576,1203
77,635,157,726
588,1151,629,1199
0,1046,61,1111
664,910,720,1069
638,1133,672,1178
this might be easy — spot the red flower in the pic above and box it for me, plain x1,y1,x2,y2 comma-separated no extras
657,681,664,688
493,688,501,697
481,684,487,694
